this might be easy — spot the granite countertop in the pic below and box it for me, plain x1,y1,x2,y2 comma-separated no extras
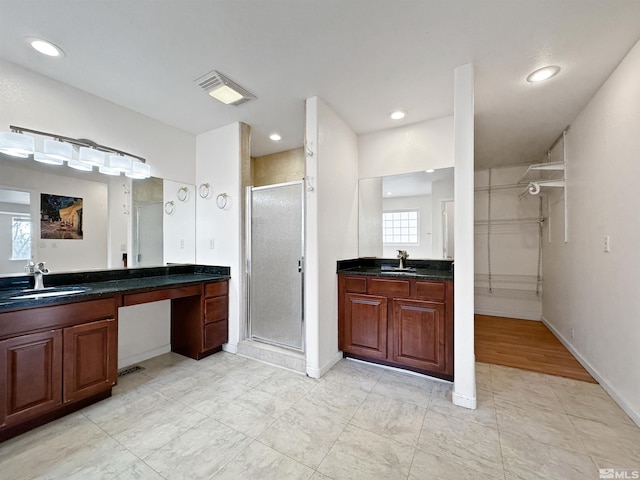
337,258,454,281
0,265,230,313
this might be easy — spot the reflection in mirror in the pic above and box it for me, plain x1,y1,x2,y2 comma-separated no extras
359,167,454,259
131,177,163,266
0,188,32,274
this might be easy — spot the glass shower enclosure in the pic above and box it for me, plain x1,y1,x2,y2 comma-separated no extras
246,181,304,352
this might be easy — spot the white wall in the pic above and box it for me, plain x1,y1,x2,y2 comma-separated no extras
305,97,359,377
0,59,196,184
453,63,476,410
431,174,455,259
195,123,243,352
163,179,196,264
543,40,640,425
0,200,30,273
358,115,454,179
382,195,433,259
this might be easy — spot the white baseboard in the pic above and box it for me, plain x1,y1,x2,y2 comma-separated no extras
542,316,640,428
222,343,238,354
474,306,541,321
452,391,477,410
118,344,171,369
307,350,343,379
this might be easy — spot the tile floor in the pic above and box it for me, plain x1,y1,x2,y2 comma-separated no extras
1,352,639,479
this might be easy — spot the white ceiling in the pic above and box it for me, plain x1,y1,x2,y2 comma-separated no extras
0,1,639,168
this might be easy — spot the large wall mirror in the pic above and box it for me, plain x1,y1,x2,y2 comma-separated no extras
0,155,196,275
359,167,454,260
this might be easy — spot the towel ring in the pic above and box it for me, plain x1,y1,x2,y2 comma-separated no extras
216,193,228,209
177,186,189,202
198,183,211,199
164,201,175,215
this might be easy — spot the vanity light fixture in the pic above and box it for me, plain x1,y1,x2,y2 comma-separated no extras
526,65,561,83
0,131,34,158
0,125,150,178
388,110,406,120
195,70,256,106
28,38,64,57
269,133,282,141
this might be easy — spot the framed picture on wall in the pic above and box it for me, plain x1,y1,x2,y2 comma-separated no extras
40,193,83,240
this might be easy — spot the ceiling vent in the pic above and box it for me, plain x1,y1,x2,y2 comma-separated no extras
195,70,256,106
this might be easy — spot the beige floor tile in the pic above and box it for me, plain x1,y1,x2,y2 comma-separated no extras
221,360,282,387
144,416,251,480
491,364,564,412
410,448,504,480
322,359,383,392
548,377,637,428
169,374,252,416
212,440,314,479
0,414,137,480
310,472,334,480
350,392,426,446
115,461,165,480
370,370,436,408
500,430,599,480
254,368,318,403
476,362,493,391
211,388,293,438
317,424,414,480
258,403,347,469
296,378,368,422
429,382,498,428
110,401,207,459
418,410,504,478
570,416,640,469
495,400,586,454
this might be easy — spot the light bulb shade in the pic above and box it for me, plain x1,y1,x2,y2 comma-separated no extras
107,154,133,173
0,131,35,158
43,139,72,161
34,151,64,165
67,158,93,171
125,161,151,179
98,165,121,176
79,147,105,166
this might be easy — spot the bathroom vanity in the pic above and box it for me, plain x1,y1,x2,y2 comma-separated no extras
337,258,453,381
0,264,229,441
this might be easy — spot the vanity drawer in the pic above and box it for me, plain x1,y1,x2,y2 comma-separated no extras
343,276,367,293
204,297,227,324
203,319,228,350
415,281,446,301
368,278,410,297
205,281,228,298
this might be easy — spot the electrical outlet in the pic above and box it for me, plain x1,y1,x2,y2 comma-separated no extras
603,235,610,253
120,244,127,252
179,239,185,249
209,238,215,249
570,328,575,341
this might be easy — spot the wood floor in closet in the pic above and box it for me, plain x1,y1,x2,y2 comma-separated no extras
475,314,597,383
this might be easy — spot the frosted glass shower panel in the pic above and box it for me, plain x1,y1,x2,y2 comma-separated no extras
249,182,304,351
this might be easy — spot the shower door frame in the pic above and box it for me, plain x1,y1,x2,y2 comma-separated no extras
245,180,305,353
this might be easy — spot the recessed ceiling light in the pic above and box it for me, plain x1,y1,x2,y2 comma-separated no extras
425,169,435,173
386,191,393,196
28,38,64,57
388,110,406,120
269,133,282,141
526,65,560,83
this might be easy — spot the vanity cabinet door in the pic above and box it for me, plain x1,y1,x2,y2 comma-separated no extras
392,299,447,373
343,294,388,360
0,330,63,428
63,318,117,404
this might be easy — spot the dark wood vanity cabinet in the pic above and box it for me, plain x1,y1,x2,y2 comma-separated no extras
338,275,453,380
171,280,229,360
0,299,117,436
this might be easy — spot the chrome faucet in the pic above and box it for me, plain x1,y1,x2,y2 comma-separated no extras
397,250,409,269
25,261,50,290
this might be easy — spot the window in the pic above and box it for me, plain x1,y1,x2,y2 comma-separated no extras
12,216,31,261
383,210,418,245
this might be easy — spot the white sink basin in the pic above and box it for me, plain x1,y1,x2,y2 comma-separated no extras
10,288,88,300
